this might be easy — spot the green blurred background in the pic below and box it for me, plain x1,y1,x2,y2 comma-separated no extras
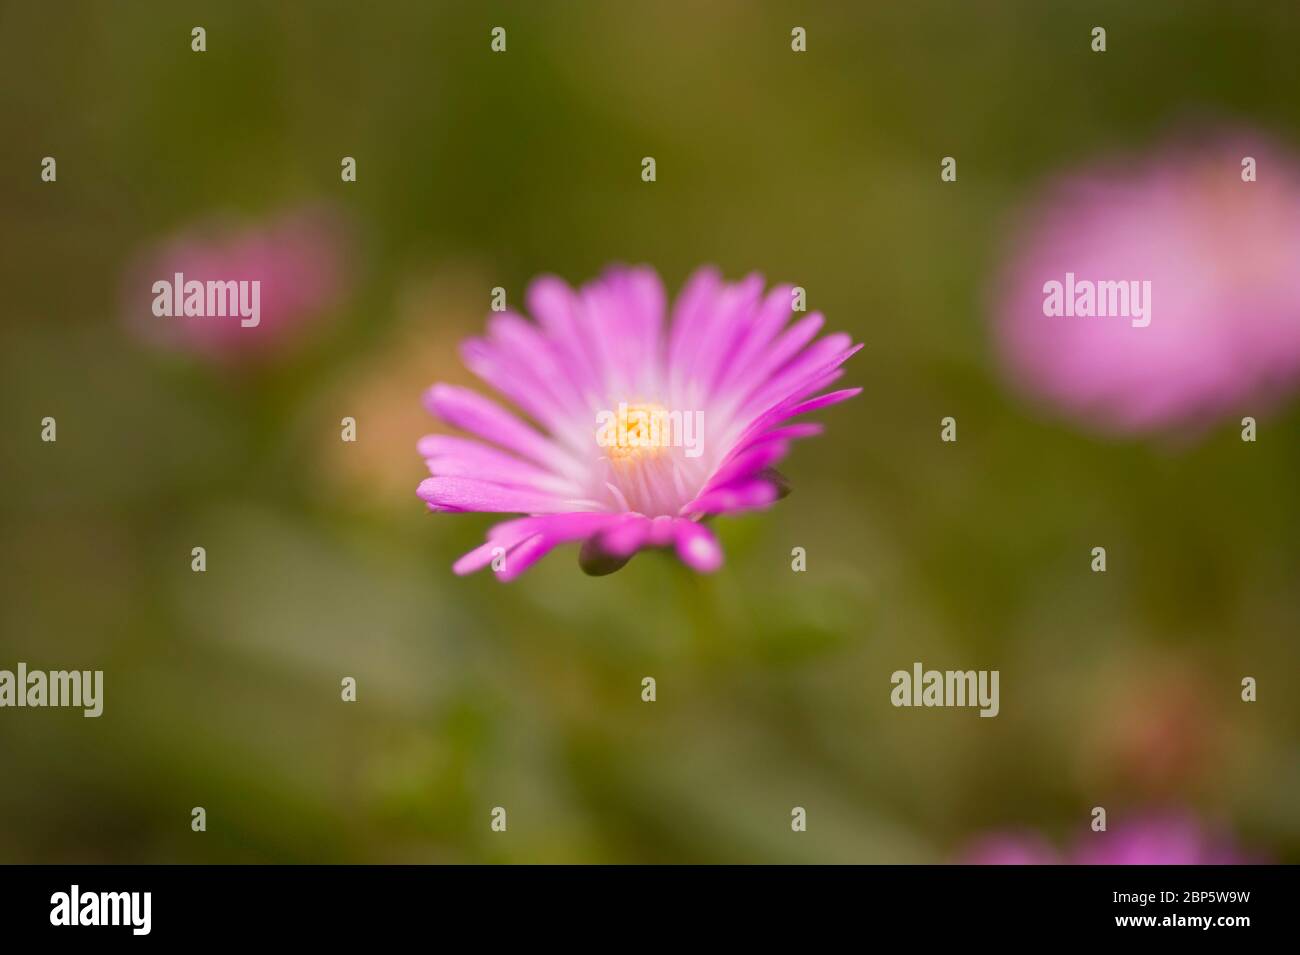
1,1,1297,863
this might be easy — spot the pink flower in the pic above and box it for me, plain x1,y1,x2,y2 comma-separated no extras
1072,813,1253,866
960,813,1257,865
994,131,1300,435
417,265,860,580
959,833,1060,866
125,205,350,363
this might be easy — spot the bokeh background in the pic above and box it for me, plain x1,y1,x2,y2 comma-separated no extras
1,0,1297,863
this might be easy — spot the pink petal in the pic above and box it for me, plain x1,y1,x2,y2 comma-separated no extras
494,513,625,581
486,312,593,420
673,520,723,572
722,422,823,463
593,513,653,557
419,434,580,495
525,276,605,400
460,334,578,433
452,520,544,574
723,312,825,408
453,513,626,579
700,440,790,496
713,283,796,394
667,267,725,395
734,387,862,449
684,477,779,516
579,266,666,397
424,383,582,476
418,476,596,514
740,336,862,418
688,273,764,398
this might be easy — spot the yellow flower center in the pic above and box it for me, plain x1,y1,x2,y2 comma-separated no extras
604,402,671,460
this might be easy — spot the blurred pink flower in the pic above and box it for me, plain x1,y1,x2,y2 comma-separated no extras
959,832,1060,865
994,131,1300,434
1072,813,1253,866
125,205,350,363
417,265,860,580
960,812,1257,865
